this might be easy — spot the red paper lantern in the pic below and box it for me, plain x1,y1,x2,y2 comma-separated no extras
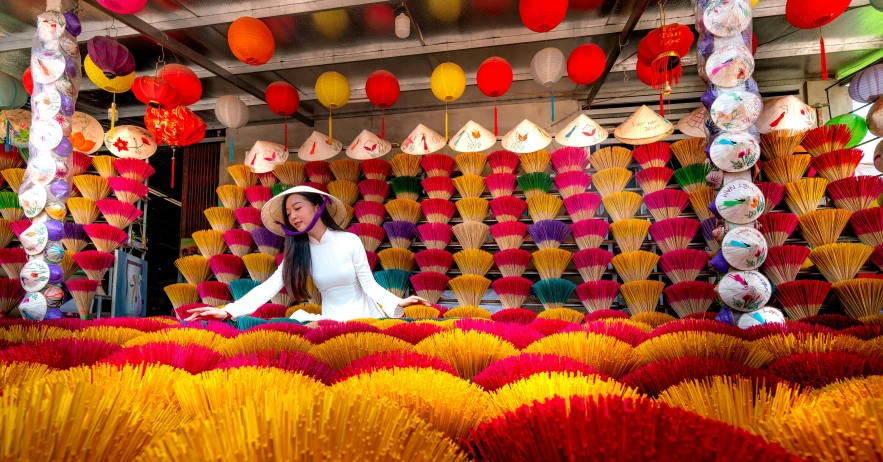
157,64,202,107
520,0,568,33
567,44,605,85
228,17,275,66
570,0,603,10
144,106,206,187
637,24,693,90
22,67,33,95
364,5,395,35
132,76,180,109
365,70,400,109
471,0,512,15
477,57,513,98
636,60,654,86
785,0,850,80
265,81,300,116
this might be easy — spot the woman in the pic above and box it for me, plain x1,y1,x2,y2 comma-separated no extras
186,185,429,322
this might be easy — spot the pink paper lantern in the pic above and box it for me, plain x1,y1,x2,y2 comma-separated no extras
97,0,147,14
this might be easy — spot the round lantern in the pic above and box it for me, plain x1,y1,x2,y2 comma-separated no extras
97,0,147,14
520,0,568,33
0,72,27,110
471,0,512,15
476,56,513,98
826,113,869,149
22,67,33,95
848,64,883,104
144,106,206,187
84,56,135,93
567,43,605,85
157,64,202,107
86,36,134,79
313,9,349,40
364,5,394,34
315,72,351,109
265,81,299,116
872,0,883,12
132,76,179,109
638,23,693,90
571,0,603,9
228,17,275,66
430,63,466,102
785,0,850,80
428,0,462,22
636,60,654,85
366,70,400,108
530,47,565,87
216,95,250,161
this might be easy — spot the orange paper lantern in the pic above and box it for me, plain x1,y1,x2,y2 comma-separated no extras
228,17,275,66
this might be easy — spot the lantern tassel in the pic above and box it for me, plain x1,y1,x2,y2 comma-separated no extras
381,115,385,139
494,104,498,137
659,92,665,117
4,112,9,153
284,119,288,148
328,112,333,142
229,133,234,162
550,94,555,122
445,103,449,141
171,149,176,189
109,95,117,139
819,28,828,81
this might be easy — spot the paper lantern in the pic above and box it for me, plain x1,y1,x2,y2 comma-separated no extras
69,112,104,155
471,0,512,15
158,64,202,107
347,129,392,160
520,0,568,32
143,107,206,187
848,64,883,104
216,95,250,161
530,48,565,87
315,72,350,109
228,17,275,66
365,70,400,139
0,72,27,110
429,0,461,22
84,56,135,93
449,120,496,152
430,63,466,102
476,56,512,136
132,76,179,109
756,95,816,134
299,131,343,161
86,36,134,79
826,113,868,149
638,24,693,105
501,119,552,153
614,105,674,146
97,0,147,14
266,82,299,116
246,141,289,174
22,67,33,95
567,44,605,85
555,114,608,147
104,125,157,160
785,0,850,80
364,5,395,35
313,10,349,39
868,99,883,138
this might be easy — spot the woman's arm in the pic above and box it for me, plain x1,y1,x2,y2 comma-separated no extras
222,264,285,319
350,236,404,318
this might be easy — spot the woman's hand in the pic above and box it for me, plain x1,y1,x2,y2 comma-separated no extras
184,307,230,322
398,295,430,308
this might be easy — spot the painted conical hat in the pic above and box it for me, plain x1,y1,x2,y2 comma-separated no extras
677,107,710,138
0,109,31,148
104,125,157,159
401,124,445,155
722,226,768,271
555,114,608,147
449,120,496,152
69,112,104,154
717,270,772,312
297,131,342,161
501,119,552,153
346,129,392,160
756,95,817,134
245,140,289,174
614,105,674,145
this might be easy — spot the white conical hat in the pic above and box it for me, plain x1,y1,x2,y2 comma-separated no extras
555,114,608,147
677,107,710,138
401,124,445,155
449,120,496,152
614,105,674,145
756,95,817,134
245,140,289,174
104,125,157,159
346,129,392,160
297,131,342,161
717,270,772,312
501,119,552,153
722,226,768,271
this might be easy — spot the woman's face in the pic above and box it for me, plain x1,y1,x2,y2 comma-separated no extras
285,194,320,232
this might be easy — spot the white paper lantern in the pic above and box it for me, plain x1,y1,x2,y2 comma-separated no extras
215,95,250,129
530,47,565,87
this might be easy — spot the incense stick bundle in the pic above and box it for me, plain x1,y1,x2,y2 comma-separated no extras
688,187,717,222
420,176,453,201
619,280,665,315
550,147,589,174
488,150,520,175
784,178,828,216
453,174,486,198
827,176,883,213
576,280,621,312
420,198,456,225
644,189,690,221
304,160,332,184
359,158,390,181
192,230,227,258
671,138,708,167
775,280,832,319
532,278,577,310
454,248,495,276
1,168,23,191
385,198,422,224
353,200,387,226
810,149,863,182
663,280,717,317
649,217,700,253
532,248,572,280
757,212,799,247
755,181,786,215
69,151,92,177
415,248,454,274
602,191,642,222
0,192,22,221
73,175,112,201
517,172,553,199
809,243,874,284
91,155,117,178
204,207,236,232
611,250,659,283
633,141,672,169
850,207,883,247
328,180,360,205
382,221,417,249
590,146,632,171
112,158,155,182
67,197,100,225
573,248,614,282
832,279,883,318
592,167,632,197
491,276,533,309
493,248,531,277
610,218,650,253
802,124,853,157
528,220,571,250
448,274,491,306
0,247,27,279
107,177,148,204
634,167,674,194
175,255,212,285
554,171,592,199
62,222,89,253
700,218,722,253
490,221,528,250
571,218,610,250
762,245,811,285
520,150,551,174
659,249,710,283
526,193,563,222
378,248,417,273
798,208,852,247
452,221,490,250
330,158,360,183
415,222,453,250
419,153,455,177
257,172,278,187
454,151,487,176
410,272,450,305
96,199,142,229
763,155,810,185
457,197,489,222
223,229,254,257
563,192,602,222
674,164,711,193
485,173,517,199
760,129,807,160
489,196,527,222
227,164,258,188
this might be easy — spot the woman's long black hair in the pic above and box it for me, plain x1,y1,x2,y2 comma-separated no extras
281,192,343,301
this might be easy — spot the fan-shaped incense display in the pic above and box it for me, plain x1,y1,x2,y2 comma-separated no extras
802,124,853,157
571,218,609,250
832,278,883,319
688,187,716,221
763,155,811,185
452,221,490,250
73,175,112,201
762,245,812,285
233,207,263,232
634,166,674,194
191,230,227,258
644,189,689,221
532,248,572,280
448,274,492,306
415,223,453,250
453,248,494,276
809,243,874,284
419,153,455,177
305,160,333,184
517,172,553,199
242,253,277,282
453,174,486,198
611,250,659,283
83,223,128,253
659,249,710,284
107,177,148,204
664,281,717,318
454,151,487,176
382,221,417,249
358,179,391,203
810,149,863,183
592,167,632,197
204,207,236,232
456,197,489,222
602,191,642,222
828,176,883,213
175,255,212,286
760,129,807,160
359,158,390,181
563,192,602,222
409,272,450,304
553,171,592,199
390,153,422,177
590,146,632,171
353,201,387,226
671,138,708,167
113,158,155,182
1,168,24,192
649,217,700,253
91,155,117,178
798,208,851,247
415,248,454,274
776,280,832,319
674,164,711,194
385,198,421,224
270,162,304,185
489,150,520,175
388,176,420,202
610,219,649,253
757,212,799,247
96,199,142,229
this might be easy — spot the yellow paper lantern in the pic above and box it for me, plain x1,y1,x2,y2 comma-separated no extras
315,71,350,141
313,9,349,40
428,0,462,22
430,62,466,141
84,55,135,93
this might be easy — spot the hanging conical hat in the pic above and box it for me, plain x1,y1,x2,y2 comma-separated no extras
297,131,342,161
677,107,710,138
449,120,496,152
614,105,674,145
756,95,817,134
0,109,31,148
501,119,552,153
246,140,289,174
346,129,392,160
104,125,157,160
69,112,104,154
555,114,608,147
401,124,445,155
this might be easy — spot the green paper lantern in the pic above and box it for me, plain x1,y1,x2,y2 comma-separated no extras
826,113,868,149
